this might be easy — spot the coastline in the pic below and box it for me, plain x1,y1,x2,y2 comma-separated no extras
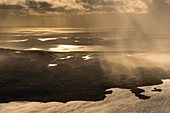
0,48,169,103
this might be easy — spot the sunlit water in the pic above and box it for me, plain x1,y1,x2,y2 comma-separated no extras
1,26,170,52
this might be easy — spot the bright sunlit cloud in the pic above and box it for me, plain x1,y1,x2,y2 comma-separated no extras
114,0,152,13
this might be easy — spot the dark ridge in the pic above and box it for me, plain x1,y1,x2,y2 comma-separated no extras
152,87,163,92
0,49,167,103
130,87,150,100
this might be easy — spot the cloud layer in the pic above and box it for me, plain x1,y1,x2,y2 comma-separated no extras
0,0,169,15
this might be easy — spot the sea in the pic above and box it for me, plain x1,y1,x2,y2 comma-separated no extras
1,26,170,52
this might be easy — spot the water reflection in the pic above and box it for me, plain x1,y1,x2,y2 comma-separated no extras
26,48,42,51
48,64,58,67
17,27,86,34
74,40,79,43
38,38,57,42
59,56,74,60
48,44,112,52
1,27,170,53
49,45,84,52
15,51,22,54
82,55,93,60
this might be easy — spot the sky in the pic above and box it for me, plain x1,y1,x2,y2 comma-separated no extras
0,0,170,28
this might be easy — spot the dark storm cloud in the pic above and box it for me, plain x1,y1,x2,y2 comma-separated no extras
79,0,115,5
0,4,23,9
26,0,52,9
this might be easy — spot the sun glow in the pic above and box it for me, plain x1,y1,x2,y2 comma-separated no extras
49,45,84,52
26,48,42,51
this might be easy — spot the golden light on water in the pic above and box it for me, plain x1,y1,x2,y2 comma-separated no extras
59,56,74,60
17,27,87,34
49,45,84,52
26,48,42,51
15,51,22,54
82,55,93,60
48,45,116,52
48,64,58,67
38,38,57,42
